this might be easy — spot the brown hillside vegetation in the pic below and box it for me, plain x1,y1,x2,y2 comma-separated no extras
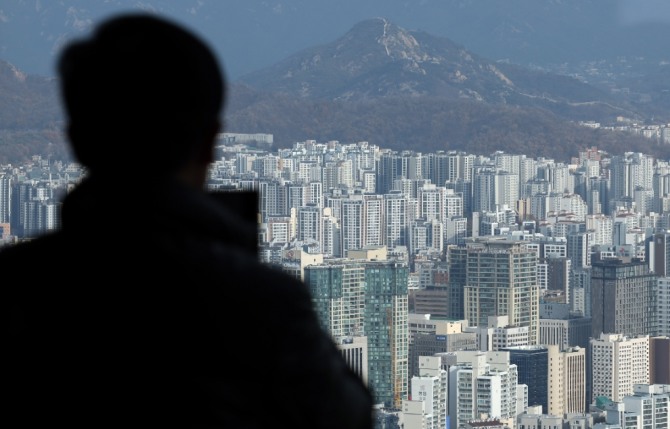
225,88,670,162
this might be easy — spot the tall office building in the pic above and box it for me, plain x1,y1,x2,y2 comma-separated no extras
591,258,657,338
539,315,592,350
648,231,670,276
571,267,592,317
337,336,369,387
303,261,366,340
364,260,409,409
504,346,549,413
304,259,409,409
447,244,468,320
413,261,449,318
590,333,650,403
408,315,476,378
566,231,593,270
650,336,670,385
545,256,571,303
546,344,587,416
458,237,540,344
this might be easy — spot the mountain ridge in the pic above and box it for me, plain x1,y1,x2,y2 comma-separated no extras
223,18,668,161
1,17,669,165
234,18,641,120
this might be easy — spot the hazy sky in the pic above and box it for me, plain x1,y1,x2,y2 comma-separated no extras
2,0,670,79
618,0,670,25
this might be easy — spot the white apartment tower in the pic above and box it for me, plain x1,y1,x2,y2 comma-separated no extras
403,356,448,429
384,192,409,249
448,351,522,429
297,204,323,245
462,237,541,345
363,195,384,247
609,152,654,202
622,384,670,429
590,333,650,403
419,183,446,222
340,197,364,254
476,315,530,352
321,208,340,257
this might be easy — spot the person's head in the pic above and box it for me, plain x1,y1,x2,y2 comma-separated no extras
58,13,225,183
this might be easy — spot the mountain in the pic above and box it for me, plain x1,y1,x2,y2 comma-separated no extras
235,18,636,118
1,16,668,165
2,0,670,81
224,18,668,161
0,60,68,164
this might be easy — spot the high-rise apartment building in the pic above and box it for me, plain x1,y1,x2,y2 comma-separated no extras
402,356,448,429
296,204,323,245
599,384,670,429
304,258,409,409
658,278,670,336
383,192,409,249
455,237,540,344
622,384,670,429
0,174,11,224
448,351,522,429
590,333,650,403
340,197,364,254
609,152,654,203
476,315,530,352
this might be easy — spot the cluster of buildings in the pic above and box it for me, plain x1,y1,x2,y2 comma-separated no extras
2,135,670,428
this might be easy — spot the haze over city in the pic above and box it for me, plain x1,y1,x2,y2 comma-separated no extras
2,2,670,429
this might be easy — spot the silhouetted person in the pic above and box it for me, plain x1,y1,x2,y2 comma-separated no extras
1,13,373,428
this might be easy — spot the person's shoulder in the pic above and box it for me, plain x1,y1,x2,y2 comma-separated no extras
0,233,65,262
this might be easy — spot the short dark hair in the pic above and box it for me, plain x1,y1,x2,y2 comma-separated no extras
58,13,225,173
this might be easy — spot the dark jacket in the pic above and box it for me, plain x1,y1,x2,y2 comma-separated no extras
2,176,373,428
